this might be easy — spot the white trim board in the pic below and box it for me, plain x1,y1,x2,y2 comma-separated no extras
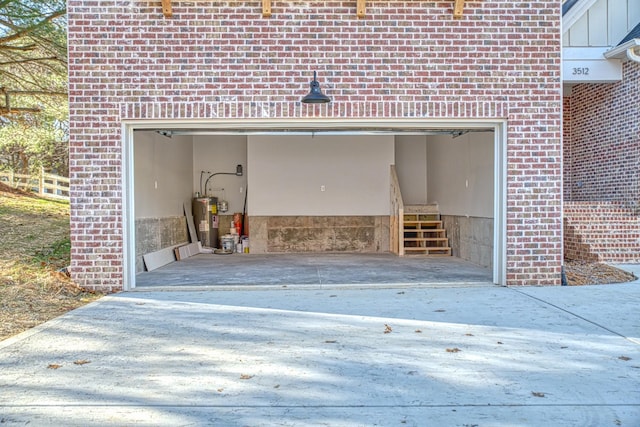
122,118,508,289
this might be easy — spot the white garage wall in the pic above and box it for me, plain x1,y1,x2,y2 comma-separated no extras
247,135,394,216
427,132,494,218
394,135,428,205
134,131,194,217
192,135,248,214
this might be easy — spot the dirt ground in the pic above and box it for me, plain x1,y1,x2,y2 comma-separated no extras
0,183,102,342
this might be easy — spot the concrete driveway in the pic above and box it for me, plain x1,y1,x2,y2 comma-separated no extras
1,275,639,426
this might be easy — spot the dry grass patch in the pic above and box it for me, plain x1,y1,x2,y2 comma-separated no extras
0,184,102,341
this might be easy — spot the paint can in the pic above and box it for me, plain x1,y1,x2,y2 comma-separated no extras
221,235,235,252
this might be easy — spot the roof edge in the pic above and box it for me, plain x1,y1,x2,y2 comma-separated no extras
604,39,640,61
563,0,599,34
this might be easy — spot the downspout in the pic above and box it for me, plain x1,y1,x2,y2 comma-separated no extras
626,46,640,63
604,40,640,63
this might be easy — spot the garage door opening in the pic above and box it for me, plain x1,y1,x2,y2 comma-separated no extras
122,119,506,290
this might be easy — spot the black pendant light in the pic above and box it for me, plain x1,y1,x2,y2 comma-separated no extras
301,71,331,104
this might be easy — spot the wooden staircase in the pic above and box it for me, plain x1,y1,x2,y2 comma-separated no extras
402,210,451,256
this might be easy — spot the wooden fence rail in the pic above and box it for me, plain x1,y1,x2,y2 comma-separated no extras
0,169,69,201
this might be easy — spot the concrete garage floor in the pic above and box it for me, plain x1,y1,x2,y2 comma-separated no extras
135,253,494,289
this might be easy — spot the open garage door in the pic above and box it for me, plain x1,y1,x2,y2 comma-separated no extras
122,119,506,290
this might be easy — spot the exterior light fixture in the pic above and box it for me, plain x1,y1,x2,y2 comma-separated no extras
301,71,331,104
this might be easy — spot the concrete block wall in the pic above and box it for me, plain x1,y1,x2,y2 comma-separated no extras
135,217,189,273
67,1,562,290
442,216,493,269
248,216,389,254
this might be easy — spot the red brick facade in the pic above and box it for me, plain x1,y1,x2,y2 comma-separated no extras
564,202,640,262
67,1,563,291
563,60,640,262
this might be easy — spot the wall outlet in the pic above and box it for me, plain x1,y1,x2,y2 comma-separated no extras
320,185,326,192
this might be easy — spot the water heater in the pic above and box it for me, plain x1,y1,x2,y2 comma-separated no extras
192,197,219,248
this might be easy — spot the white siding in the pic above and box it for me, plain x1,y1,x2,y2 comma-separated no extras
565,0,639,47
609,0,629,44
570,12,590,46
588,0,608,46
630,1,640,28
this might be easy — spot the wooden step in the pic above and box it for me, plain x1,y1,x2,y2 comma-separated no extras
404,228,446,234
404,204,439,215
404,214,440,221
404,237,449,242
401,209,450,257
404,246,452,256
403,220,442,228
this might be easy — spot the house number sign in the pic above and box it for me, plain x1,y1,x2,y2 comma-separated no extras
563,59,621,84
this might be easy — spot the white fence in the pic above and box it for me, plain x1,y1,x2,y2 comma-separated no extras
0,169,69,201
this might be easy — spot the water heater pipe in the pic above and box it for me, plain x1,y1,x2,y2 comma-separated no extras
204,165,243,196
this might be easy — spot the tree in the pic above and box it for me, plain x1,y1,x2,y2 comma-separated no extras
0,0,67,106
0,0,68,177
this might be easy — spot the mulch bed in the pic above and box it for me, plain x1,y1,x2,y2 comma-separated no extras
564,259,637,286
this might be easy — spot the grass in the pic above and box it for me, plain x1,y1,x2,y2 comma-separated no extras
0,184,102,342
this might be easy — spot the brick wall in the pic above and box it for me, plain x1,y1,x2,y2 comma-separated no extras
67,1,562,290
564,203,640,263
562,96,572,199
564,60,640,262
565,61,640,203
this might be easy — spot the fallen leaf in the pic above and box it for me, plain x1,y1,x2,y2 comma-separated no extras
415,329,422,333
240,374,254,380
446,348,461,353
531,391,546,398
465,333,474,336
47,364,62,369
217,388,224,392
74,360,90,365
324,340,337,344
619,356,631,361
384,324,392,334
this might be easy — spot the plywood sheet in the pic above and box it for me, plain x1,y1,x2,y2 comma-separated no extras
143,246,176,271
184,201,198,243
